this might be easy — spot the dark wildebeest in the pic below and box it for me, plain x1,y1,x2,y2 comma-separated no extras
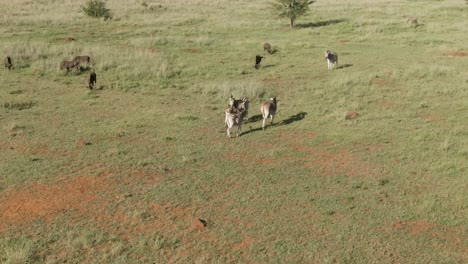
60,60,80,72
4,56,13,70
73,56,91,65
261,97,277,130
88,72,97,89
263,42,272,54
255,55,263,69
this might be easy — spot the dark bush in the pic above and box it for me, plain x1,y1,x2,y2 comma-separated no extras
81,0,112,20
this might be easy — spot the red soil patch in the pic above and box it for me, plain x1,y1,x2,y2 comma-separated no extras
187,48,201,53
371,77,393,87
379,101,395,108
64,37,75,42
443,52,468,57
232,237,254,250
390,220,465,245
0,174,110,232
422,114,444,121
339,39,350,43
191,218,207,231
345,111,359,120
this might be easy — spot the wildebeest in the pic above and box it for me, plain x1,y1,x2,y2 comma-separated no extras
60,60,80,72
261,97,277,130
325,50,338,70
4,56,13,70
73,55,91,65
263,42,272,54
88,72,97,89
225,105,247,138
255,55,263,69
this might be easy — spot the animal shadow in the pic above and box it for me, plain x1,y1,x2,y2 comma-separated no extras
297,19,347,28
79,66,92,72
279,112,307,126
337,64,353,69
245,114,263,123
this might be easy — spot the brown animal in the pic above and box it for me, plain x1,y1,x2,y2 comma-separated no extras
263,42,272,54
88,72,97,89
73,56,91,65
60,60,80,72
255,55,263,69
260,97,277,130
4,56,13,70
407,17,418,25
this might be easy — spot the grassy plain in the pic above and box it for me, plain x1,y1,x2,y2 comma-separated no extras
0,0,467,263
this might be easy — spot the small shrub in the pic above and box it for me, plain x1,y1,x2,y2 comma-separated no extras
81,0,112,20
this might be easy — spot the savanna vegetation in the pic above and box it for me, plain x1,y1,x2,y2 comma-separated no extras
0,0,467,263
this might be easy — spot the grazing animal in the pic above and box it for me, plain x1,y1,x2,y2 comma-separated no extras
261,97,277,130
228,95,250,120
407,17,418,25
73,56,91,65
263,42,272,54
325,50,338,70
225,106,247,138
60,60,80,72
255,55,263,69
4,56,13,70
88,72,97,89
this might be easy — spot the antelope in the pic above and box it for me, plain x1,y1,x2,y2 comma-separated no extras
325,50,338,70
261,97,277,130
407,17,418,25
263,42,272,54
60,60,80,72
4,56,13,70
73,55,91,65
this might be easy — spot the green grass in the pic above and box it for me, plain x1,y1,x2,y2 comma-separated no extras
0,0,467,263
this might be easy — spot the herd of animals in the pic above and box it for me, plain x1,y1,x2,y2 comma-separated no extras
3,42,339,139
225,42,338,138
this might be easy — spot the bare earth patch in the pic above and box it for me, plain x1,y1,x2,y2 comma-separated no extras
442,52,468,57
422,114,444,121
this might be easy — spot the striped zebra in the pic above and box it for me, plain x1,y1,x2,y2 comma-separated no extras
325,50,338,70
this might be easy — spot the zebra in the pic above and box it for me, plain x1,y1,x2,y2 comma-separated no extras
261,97,277,130
228,95,250,120
4,56,13,70
225,106,247,138
325,50,338,70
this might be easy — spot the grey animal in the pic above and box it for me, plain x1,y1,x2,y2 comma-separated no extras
88,72,97,89
261,97,277,130
255,55,263,69
325,50,338,70
73,56,91,65
229,95,250,120
263,42,272,54
60,60,80,72
225,105,247,138
4,56,13,70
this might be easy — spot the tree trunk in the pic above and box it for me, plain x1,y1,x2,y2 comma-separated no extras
290,17,295,28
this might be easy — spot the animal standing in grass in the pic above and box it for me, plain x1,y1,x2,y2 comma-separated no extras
255,55,263,69
229,95,250,120
263,42,272,54
325,50,338,70
73,55,91,66
225,102,248,138
407,17,418,25
4,56,13,70
261,97,277,130
60,60,80,72
88,72,97,89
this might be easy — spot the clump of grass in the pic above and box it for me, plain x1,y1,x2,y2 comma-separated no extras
81,0,112,20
